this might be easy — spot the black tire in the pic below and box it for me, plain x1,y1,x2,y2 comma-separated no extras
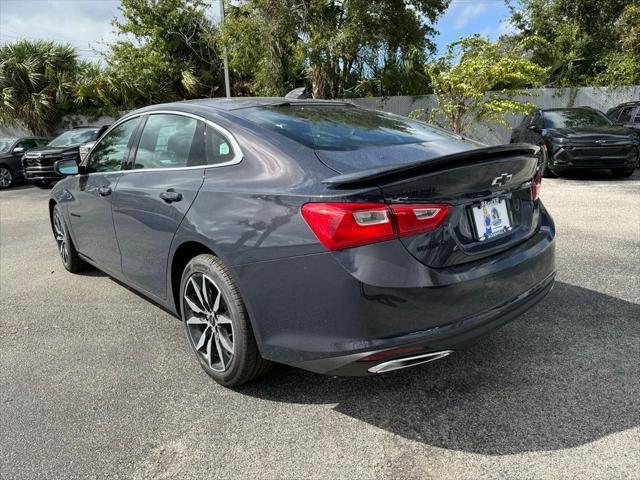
611,167,635,178
52,204,86,273
0,165,13,188
34,180,51,189
180,254,272,387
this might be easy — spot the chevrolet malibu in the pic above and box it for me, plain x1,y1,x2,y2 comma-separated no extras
49,99,556,386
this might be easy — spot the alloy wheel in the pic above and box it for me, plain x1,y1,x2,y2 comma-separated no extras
184,273,234,372
53,209,69,265
0,167,12,188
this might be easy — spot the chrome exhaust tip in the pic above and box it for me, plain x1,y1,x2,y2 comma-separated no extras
368,350,454,374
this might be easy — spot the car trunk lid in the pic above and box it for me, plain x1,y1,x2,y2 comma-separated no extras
319,143,542,267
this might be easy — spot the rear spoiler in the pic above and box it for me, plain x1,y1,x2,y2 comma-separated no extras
322,143,540,189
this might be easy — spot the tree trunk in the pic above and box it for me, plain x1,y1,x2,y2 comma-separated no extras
311,63,326,99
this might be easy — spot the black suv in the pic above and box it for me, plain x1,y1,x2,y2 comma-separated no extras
0,136,51,188
22,126,107,188
510,107,639,178
606,101,640,132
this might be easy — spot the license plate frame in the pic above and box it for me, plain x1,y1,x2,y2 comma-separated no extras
470,197,513,241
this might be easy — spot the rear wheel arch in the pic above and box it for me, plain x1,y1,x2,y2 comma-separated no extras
169,241,265,354
170,241,218,317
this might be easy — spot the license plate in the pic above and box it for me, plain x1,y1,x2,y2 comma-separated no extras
471,198,512,241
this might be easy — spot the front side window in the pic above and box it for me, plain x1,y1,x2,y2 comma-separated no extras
531,111,543,128
17,139,38,151
618,106,637,124
85,119,140,173
133,114,201,169
607,108,621,122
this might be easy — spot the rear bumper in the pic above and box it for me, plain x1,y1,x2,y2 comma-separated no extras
233,204,556,375
297,271,554,375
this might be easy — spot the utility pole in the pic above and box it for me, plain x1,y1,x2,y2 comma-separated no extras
218,0,231,98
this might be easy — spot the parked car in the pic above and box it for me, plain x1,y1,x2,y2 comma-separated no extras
49,99,555,386
511,107,639,177
22,125,108,188
0,136,50,188
606,101,640,132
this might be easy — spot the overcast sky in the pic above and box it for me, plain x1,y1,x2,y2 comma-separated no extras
0,0,514,59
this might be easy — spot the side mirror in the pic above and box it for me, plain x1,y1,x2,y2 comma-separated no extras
12,147,24,155
54,159,79,176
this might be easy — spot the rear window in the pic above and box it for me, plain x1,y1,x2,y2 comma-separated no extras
237,105,460,151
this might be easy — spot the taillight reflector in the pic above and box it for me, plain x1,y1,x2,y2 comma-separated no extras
301,202,451,251
531,173,542,201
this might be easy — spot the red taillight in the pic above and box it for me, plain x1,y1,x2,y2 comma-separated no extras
392,204,451,237
300,203,395,250
531,173,542,201
301,202,450,251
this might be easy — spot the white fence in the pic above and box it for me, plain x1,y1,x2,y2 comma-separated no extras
348,86,640,145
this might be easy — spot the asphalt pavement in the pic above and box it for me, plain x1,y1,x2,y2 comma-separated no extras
1,170,639,479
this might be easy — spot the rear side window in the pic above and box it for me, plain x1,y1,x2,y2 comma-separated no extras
237,105,461,151
133,114,202,169
86,118,140,173
205,125,234,165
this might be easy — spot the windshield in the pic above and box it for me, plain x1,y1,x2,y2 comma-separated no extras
48,129,98,147
0,139,16,153
543,109,612,128
237,105,462,151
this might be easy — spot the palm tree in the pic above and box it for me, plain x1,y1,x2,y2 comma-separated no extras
0,40,77,135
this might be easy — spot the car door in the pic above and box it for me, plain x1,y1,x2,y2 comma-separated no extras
111,112,209,300
67,117,141,274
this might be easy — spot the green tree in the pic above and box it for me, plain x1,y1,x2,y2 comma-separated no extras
508,0,637,86
594,4,640,86
103,0,223,108
427,36,546,134
0,40,77,135
221,0,449,98
220,0,306,96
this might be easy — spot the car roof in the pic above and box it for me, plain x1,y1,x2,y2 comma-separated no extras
135,97,353,113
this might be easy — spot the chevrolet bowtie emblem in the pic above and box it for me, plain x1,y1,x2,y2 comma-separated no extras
491,173,513,187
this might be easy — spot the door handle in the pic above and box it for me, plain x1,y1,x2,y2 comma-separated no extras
98,186,112,197
160,189,183,203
